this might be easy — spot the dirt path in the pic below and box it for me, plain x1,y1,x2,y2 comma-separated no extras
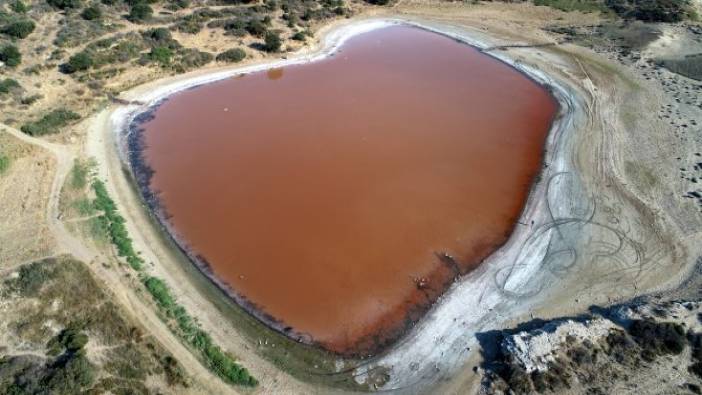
0,123,241,395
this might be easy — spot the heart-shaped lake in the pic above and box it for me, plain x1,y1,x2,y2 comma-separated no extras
132,25,557,355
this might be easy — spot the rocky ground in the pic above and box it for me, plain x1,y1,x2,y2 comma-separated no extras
481,298,702,395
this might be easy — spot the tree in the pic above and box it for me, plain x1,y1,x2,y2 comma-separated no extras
62,52,93,74
0,44,22,67
263,31,281,52
128,3,153,22
2,20,36,39
81,5,102,20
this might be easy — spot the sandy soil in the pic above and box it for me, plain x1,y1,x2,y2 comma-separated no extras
3,1,701,394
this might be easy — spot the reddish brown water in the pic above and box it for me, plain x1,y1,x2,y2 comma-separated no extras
138,25,557,355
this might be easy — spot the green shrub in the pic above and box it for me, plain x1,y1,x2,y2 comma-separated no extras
167,0,190,9
4,260,51,296
48,0,83,9
148,46,173,65
81,5,102,20
73,198,95,215
0,78,20,94
144,277,176,309
21,94,42,105
49,328,90,353
246,19,267,37
175,14,203,34
128,3,153,22
21,109,81,136
291,31,305,41
0,44,21,67
178,48,213,69
0,154,9,175
10,0,29,13
143,27,172,43
62,52,94,74
216,48,246,62
263,31,281,52
2,19,35,39
70,159,90,189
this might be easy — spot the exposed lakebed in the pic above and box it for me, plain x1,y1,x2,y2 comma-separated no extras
130,25,557,355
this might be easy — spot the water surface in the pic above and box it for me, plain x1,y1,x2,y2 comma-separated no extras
137,25,557,354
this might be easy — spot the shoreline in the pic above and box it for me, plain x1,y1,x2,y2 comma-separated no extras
92,16,588,391
123,19,563,358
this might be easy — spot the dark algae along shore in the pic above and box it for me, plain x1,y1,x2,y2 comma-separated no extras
132,25,557,355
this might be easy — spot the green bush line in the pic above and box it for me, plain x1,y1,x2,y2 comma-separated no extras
90,180,257,387
91,179,144,270
143,276,258,387
143,277,258,387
